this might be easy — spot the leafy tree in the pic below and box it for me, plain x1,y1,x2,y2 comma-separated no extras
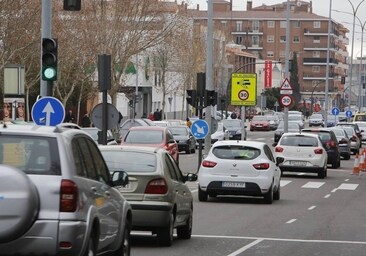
290,52,301,110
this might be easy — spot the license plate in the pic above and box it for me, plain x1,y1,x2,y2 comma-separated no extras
222,181,246,188
289,161,306,166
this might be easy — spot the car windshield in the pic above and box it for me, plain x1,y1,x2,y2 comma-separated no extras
222,119,242,128
83,128,115,141
212,145,260,160
277,122,299,129
280,136,318,147
331,129,346,136
169,127,187,136
310,114,322,119
288,115,302,121
101,151,156,173
343,127,354,137
252,116,268,121
125,130,164,144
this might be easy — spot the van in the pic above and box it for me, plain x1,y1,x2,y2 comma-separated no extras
353,113,366,122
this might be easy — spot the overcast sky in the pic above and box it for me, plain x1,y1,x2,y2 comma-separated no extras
182,0,366,58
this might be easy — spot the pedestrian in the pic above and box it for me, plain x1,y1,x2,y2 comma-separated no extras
186,117,192,128
230,112,237,119
81,113,91,127
148,112,154,121
118,111,123,127
153,109,161,121
64,109,75,123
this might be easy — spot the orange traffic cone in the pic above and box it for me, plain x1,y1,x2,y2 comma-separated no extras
359,151,365,171
352,153,360,175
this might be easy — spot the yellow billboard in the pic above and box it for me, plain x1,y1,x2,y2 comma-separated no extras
231,73,257,106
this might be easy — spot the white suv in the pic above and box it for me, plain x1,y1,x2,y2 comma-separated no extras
0,124,132,255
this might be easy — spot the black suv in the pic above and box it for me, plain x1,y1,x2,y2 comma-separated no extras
301,128,341,168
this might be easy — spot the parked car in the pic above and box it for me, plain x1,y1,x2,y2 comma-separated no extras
301,128,341,168
274,132,328,178
329,127,351,160
99,145,198,246
288,114,305,129
0,124,132,255
168,125,196,154
211,122,230,143
81,127,118,145
249,115,271,131
308,113,324,127
274,121,301,143
342,126,362,154
121,126,179,163
197,140,282,204
222,119,246,140
336,122,363,141
119,118,155,139
352,121,366,142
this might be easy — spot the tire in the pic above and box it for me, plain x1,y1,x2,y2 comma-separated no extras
331,158,338,169
263,184,273,204
177,211,192,239
344,153,351,160
185,147,190,154
191,147,196,154
273,184,280,200
198,187,208,202
112,219,131,256
83,231,97,256
318,167,326,179
157,213,174,247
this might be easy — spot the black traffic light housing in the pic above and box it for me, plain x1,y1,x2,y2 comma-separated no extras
42,38,58,81
205,90,217,107
64,0,81,11
186,90,197,107
128,100,134,108
341,76,346,84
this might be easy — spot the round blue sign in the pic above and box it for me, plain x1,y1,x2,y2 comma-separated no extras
191,119,209,139
331,107,340,116
31,97,65,126
345,110,353,118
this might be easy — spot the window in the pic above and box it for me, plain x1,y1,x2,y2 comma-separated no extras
293,36,300,43
101,151,156,173
280,36,286,43
87,139,110,184
235,36,243,45
221,21,227,28
313,21,321,28
313,51,320,57
212,145,260,160
293,20,300,28
236,21,242,31
267,35,274,43
252,20,259,31
267,51,274,57
312,66,320,72
280,21,286,28
267,20,275,28
313,36,320,43
165,154,177,180
252,36,259,46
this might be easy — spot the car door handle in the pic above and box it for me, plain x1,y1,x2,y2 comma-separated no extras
91,187,97,193
105,191,111,198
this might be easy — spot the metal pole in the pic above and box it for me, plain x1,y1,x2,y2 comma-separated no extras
324,0,332,127
358,21,365,111
41,0,52,97
133,54,138,120
241,106,246,140
284,0,290,133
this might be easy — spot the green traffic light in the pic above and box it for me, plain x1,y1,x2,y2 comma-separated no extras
42,66,57,81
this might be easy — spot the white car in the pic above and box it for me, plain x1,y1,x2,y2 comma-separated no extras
198,140,282,204
211,122,230,143
274,132,328,178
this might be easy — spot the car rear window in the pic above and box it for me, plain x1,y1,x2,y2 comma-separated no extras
0,135,60,175
280,136,318,147
303,131,331,142
212,145,260,160
125,130,164,144
169,127,187,136
101,151,156,173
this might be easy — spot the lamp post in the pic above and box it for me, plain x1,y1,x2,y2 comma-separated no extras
310,81,325,115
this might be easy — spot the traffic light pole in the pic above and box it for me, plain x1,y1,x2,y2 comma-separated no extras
41,0,52,97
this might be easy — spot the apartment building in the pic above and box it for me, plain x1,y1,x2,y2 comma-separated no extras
189,0,350,108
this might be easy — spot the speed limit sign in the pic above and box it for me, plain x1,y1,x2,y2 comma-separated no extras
280,95,293,107
238,90,249,101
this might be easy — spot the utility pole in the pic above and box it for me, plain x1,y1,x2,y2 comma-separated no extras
41,0,52,97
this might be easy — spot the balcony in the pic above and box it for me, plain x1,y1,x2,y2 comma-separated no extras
303,72,337,79
303,58,338,65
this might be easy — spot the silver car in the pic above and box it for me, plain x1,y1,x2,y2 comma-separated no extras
0,124,132,256
99,145,198,246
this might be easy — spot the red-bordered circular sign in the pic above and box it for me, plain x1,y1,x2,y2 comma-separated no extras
280,95,293,107
238,90,249,100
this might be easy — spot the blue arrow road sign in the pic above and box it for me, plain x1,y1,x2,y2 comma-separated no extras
31,97,65,126
191,119,209,139
345,110,353,118
331,107,340,116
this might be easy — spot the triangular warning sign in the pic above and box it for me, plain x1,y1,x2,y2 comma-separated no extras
280,78,293,90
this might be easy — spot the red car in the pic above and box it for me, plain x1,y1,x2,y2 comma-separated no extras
250,115,271,131
121,126,179,163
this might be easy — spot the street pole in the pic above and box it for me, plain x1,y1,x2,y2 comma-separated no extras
324,0,332,128
284,0,290,133
41,0,52,97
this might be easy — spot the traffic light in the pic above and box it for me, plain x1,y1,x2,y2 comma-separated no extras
205,90,217,106
186,89,197,107
42,38,58,81
128,100,134,108
341,76,346,84
64,0,81,11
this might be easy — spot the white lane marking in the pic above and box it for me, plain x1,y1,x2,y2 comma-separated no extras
297,173,306,176
308,206,316,210
345,179,350,181
302,182,325,188
280,180,292,187
286,219,297,224
191,189,198,193
227,239,263,256
331,188,337,193
192,234,366,245
324,194,331,198
337,183,359,190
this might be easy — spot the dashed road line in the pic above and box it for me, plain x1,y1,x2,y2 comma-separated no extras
227,239,264,256
302,182,325,188
286,219,297,224
308,205,316,210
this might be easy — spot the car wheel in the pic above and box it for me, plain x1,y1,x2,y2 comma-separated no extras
177,209,192,239
157,212,174,246
198,187,208,202
345,153,351,160
191,147,196,153
331,158,338,169
273,184,280,200
185,147,190,154
0,165,40,243
263,184,273,204
83,231,97,256
318,167,326,179
112,219,131,256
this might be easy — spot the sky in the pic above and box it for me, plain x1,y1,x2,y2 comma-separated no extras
183,0,366,58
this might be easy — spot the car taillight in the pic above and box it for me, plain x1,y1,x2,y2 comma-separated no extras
60,179,78,212
327,140,337,148
202,160,217,168
351,135,357,142
253,163,270,170
314,148,323,154
145,178,168,194
275,147,284,152
339,138,348,144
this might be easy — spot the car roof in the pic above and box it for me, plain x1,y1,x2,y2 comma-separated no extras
282,132,319,138
211,140,266,148
98,144,165,154
128,126,167,131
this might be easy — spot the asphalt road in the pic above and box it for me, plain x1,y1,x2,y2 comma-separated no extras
131,128,366,256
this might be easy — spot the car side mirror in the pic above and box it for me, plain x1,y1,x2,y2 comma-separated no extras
111,170,129,187
276,157,284,166
168,139,176,144
184,173,198,182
